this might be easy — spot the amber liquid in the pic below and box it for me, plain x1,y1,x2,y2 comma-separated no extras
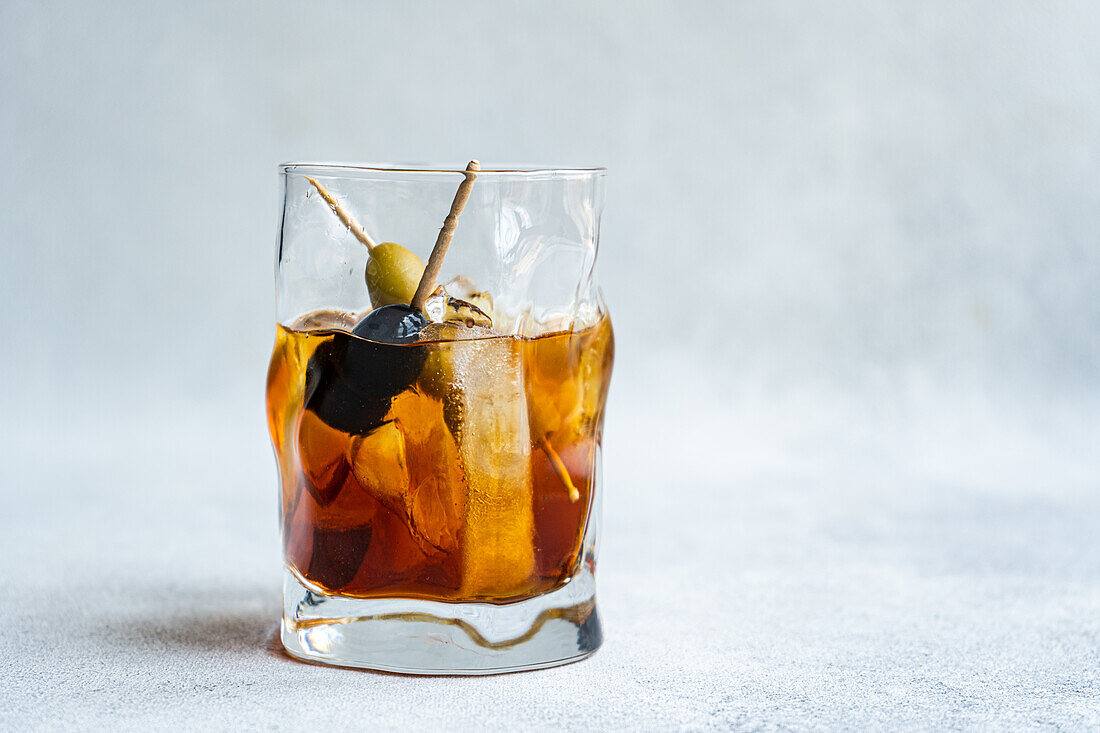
266,314,613,603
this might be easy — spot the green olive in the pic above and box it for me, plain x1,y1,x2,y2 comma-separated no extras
365,241,425,308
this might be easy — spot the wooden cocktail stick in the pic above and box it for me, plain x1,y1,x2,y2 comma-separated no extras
539,436,580,503
305,176,377,252
410,161,480,311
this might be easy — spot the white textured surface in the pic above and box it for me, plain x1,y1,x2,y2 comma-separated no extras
1,407,1098,730
2,1,1099,729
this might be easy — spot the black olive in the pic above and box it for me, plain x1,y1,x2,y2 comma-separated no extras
303,306,429,435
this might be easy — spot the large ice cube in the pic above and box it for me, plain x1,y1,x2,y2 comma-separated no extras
445,334,536,597
416,322,499,408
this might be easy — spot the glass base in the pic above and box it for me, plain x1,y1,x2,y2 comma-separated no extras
280,565,602,675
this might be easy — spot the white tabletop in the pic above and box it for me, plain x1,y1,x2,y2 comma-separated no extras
2,400,1096,731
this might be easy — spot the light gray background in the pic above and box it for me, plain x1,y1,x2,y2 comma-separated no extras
1,1,1097,730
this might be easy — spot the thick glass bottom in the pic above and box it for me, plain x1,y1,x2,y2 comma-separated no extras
280,565,602,675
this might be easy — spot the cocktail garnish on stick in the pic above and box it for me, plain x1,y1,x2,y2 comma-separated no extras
305,176,427,308
305,176,377,250
303,163,482,436
305,163,578,502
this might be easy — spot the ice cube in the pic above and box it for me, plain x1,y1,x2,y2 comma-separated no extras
406,417,465,554
413,321,497,402
423,287,449,324
416,322,499,418
442,275,479,299
442,276,495,323
523,330,582,440
346,421,410,514
571,316,614,441
446,335,536,597
344,391,465,556
384,390,465,552
298,409,351,506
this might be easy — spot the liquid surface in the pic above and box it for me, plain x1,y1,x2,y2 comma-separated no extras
266,312,614,602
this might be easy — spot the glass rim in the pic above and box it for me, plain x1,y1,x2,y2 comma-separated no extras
280,161,607,178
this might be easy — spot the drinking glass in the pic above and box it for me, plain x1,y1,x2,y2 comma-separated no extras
267,163,613,674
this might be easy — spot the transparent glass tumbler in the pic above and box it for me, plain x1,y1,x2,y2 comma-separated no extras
267,163,612,674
